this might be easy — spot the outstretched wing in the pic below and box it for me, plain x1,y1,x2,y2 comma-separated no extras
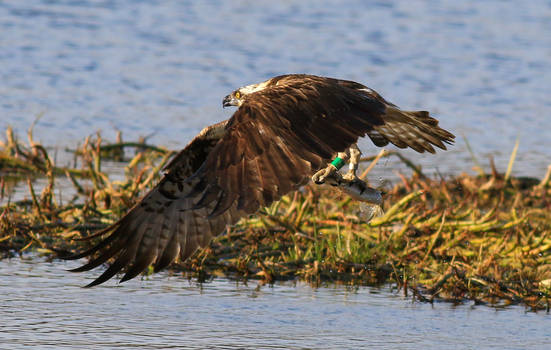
65,120,248,287
67,74,454,287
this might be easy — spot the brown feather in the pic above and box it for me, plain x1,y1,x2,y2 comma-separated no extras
65,74,454,286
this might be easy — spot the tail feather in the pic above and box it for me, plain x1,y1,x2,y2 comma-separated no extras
368,107,455,153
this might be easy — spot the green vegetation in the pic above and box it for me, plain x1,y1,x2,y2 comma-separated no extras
1,125,550,311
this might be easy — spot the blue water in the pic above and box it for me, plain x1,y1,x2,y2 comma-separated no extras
1,0,550,179
1,255,550,349
1,2,551,348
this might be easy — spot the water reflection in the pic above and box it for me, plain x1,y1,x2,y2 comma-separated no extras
1,255,549,349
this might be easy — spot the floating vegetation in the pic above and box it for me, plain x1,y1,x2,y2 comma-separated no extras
1,126,550,311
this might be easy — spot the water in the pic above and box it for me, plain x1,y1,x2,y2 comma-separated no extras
1,255,550,349
1,2,551,347
1,0,550,180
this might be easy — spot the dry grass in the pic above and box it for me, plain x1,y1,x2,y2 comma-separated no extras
1,125,550,310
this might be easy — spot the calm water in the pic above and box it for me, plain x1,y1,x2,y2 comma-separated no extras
1,255,550,349
1,0,550,179
1,1,551,348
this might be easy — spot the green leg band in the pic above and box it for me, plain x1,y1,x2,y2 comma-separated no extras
331,157,345,170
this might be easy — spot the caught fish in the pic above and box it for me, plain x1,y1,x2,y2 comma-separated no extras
324,174,384,222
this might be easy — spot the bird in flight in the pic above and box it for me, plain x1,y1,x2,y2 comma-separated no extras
65,74,454,287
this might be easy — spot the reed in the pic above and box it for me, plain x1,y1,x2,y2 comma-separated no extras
1,127,550,311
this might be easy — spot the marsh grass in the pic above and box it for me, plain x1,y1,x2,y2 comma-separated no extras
1,125,550,311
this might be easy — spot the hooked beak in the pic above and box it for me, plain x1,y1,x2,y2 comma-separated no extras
222,95,234,108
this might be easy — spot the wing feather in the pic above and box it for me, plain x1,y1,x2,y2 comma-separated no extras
66,74,454,286
154,230,180,272
369,107,454,153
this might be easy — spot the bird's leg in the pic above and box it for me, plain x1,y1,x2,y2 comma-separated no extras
342,144,361,181
312,144,383,221
311,143,361,184
311,151,349,184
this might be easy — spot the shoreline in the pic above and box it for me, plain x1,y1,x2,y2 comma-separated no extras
1,127,550,311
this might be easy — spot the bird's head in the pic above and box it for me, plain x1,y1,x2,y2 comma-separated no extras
222,89,245,108
222,81,270,108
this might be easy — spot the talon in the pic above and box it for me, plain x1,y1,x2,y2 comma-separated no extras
312,170,326,184
342,171,358,182
312,165,337,185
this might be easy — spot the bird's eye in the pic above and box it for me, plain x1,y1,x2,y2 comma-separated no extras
235,91,241,99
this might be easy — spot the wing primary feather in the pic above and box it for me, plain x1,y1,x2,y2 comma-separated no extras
83,219,149,287
119,251,157,283
208,189,237,218
194,183,222,209
119,221,162,282
154,230,180,272
83,248,137,288
68,239,126,272
151,204,180,267
63,230,119,261
81,209,151,285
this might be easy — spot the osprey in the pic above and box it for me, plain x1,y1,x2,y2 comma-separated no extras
66,74,454,287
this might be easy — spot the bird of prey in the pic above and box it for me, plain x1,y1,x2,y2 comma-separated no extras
66,74,455,287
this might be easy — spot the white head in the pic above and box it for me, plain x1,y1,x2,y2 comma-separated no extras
222,81,270,107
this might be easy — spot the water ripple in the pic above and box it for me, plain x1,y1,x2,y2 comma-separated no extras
0,0,549,179
1,255,550,349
